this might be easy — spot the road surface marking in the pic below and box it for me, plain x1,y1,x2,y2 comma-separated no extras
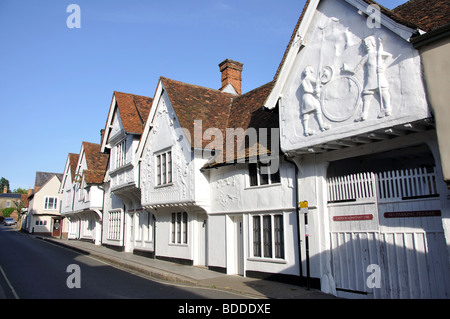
0,266,19,299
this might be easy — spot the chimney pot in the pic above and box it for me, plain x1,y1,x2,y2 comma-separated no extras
219,59,243,95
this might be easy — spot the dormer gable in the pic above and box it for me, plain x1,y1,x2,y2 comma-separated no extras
264,0,431,153
101,91,153,153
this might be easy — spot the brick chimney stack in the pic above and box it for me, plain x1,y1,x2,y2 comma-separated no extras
2,186,7,194
219,59,243,95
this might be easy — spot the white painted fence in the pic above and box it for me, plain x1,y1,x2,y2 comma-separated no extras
327,172,376,202
327,167,438,203
377,167,437,201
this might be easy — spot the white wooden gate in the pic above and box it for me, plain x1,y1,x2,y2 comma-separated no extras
327,167,450,298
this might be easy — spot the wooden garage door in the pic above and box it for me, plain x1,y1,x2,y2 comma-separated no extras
328,168,450,298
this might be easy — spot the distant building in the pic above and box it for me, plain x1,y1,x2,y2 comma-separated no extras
23,172,63,237
0,187,22,221
59,142,108,244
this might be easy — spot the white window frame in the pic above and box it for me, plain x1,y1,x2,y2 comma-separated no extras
170,212,188,245
44,196,58,210
248,161,281,188
136,211,153,243
108,209,123,241
116,139,127,169
251,213,285,261
156,149,172,186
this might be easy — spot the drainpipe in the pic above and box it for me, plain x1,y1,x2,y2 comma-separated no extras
284,154,306,287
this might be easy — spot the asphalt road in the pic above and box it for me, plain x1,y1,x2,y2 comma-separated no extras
0,225,249,299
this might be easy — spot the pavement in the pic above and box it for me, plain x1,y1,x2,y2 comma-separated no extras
33,234,337,299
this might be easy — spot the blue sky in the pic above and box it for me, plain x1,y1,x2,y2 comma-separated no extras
0,0,408,191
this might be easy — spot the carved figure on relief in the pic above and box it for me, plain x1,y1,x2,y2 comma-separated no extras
298,16,340,137
344,35,392,121
300,66,331,136
316,17,363,123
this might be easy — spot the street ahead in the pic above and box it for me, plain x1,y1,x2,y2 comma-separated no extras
0,225,248,299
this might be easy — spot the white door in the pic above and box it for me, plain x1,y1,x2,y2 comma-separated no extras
124,212,135,253
235,215,244,276
197,216,207,267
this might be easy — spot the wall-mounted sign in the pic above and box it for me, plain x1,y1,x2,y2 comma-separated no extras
384,210,441,218
333,214,373,222
300,201,309,214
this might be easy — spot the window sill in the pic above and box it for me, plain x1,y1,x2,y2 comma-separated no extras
169,243,188,247
247,257,287,264
245,182,281,190
155,182,174,189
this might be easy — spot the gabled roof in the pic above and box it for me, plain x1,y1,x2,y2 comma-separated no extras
59,152,80,193
34,172,63,193
273,0,448,87
146,76,277,168
393,0,450,32
81,142,109,184
212,81,277,167
161,77,235,149
266,0,427,109
114,91,153,135
68,153,80,180
101,91,153,152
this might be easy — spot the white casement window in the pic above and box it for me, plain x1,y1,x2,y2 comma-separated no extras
44,197,58,210
108,210,122,241
156,150,172,186
249,162,280,187
252,214,284,259
171,212,188,244
137,211,153,242
116,139,127,169
81,216,94,238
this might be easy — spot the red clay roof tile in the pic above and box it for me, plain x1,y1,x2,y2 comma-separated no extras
82,142,109,184
393,0,450,31
114,91,153,135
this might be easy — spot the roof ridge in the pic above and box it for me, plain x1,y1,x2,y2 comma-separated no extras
160,76,236,96
234,81,275,100
114,90,152,99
